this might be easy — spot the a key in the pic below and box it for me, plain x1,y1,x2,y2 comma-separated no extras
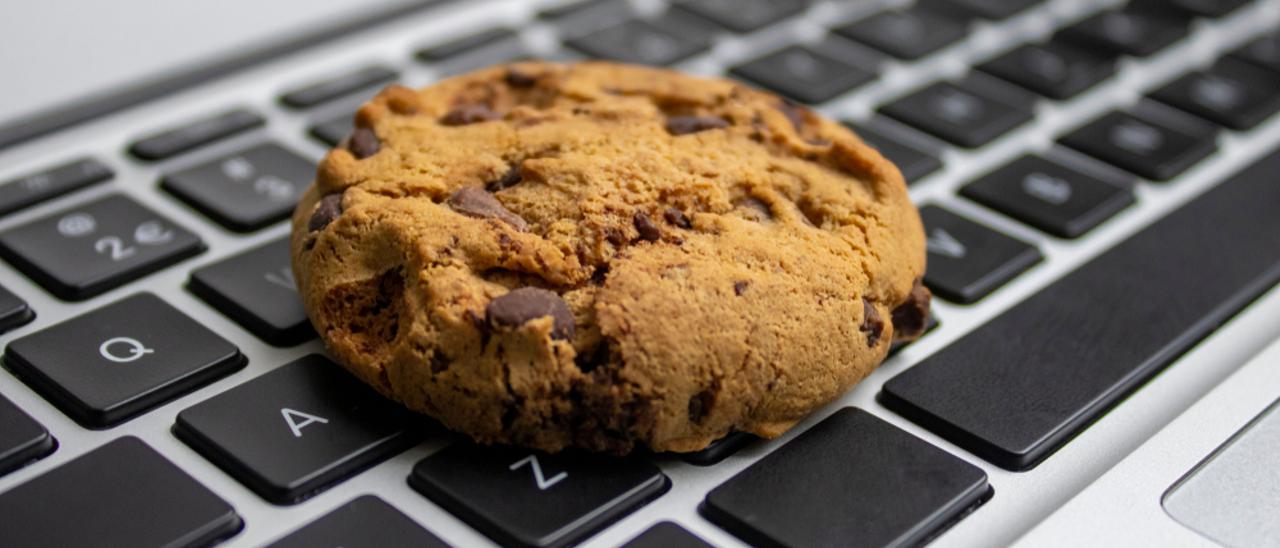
161,142,314,232
672,0,807,33
729,45,876,104
622,522,714,548
1057,8,1190,58
565,17,710,66
978,39,1116,100
267,495,448,547
310,113,352,147
128,108,264,161
847,123,943,184
0,436,242,548
1150,58,1280,131
835,8,968,60
0,194,204,300
702,407,990,547
1147,0,1250,18
1231,33,1280,74
0,157,112,217
680,431,756,466
1059,108,1218,181
879,79,1034,148
416,28,516,62
881,146,1280,470
189,237,313,346
0,282,34,334
174,354,421,504
919,205,1042,303
409,444,669,547
4,293,244,428
0,392,54,476
537,0,633,34
281,66,398,110
960,154,1135,238
934,0,1042,20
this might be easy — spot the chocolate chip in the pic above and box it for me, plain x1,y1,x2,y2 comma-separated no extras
590,263,610,285
348,127,380,159
486,287,575,340
891,281,932,340
604,227,626,246
776,100,809,131
485,164,523,192
441,104,499,126
665,115,730,135
734,281,750,296
505,68,537,88
861,298,884,348
307,193,343,232
688,388,715,423
633,211,661,242
663,207,692,229
734,197,772,222
448,187,528,231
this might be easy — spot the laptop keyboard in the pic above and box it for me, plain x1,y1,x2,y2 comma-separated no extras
1,0,1280,546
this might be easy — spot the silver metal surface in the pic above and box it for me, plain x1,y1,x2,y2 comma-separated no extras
1,0,1279,546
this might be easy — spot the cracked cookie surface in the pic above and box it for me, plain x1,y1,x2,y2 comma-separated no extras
290,61,929,454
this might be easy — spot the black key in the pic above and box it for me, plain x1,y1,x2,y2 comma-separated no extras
934,0,1041,20
129,108,264,161
0,157,112,217
0,194,204,300
881,146,1280,470
310,113,352,147
681,431,755,466
1146,0,1250,18
0,282,34,334
730,45,875,104
1231,34,1280,74
189,238,313,346
161,142,314,232
672,0,807,33
0,392,55,476
702,408,990,547
281,65,399,109
978,39,1116,100
880,79,1033,148
847,123,943,184
268,495,448,548
960,155,1135,238
0,436,242,548
835,8,968,60
622,522,713,548
565,17,710,66
1059,109,1217,181
1150,58,1280,131
919,205,1042,303
1057,9,1190,58
174,355,421,504
4,293,244,428
409,444,669,547
537,0,633,33
416,28,517,62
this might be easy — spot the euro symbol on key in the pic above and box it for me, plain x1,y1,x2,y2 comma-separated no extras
99,337,155,363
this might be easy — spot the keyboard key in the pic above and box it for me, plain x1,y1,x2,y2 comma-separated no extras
416,28,517,62
189,238,313,346
4,293,244,428
310,113,352,147
0,194,205,300
268,495,448,547
0,282,34,334
1057,8,1190,58
681,431,756,466
1151,0,1250,18
672,0,807,33
281,65,398,110
1059,109,1218,181
960,155,1135,238
1231,33,1280,74
565,17,710,66
538,0,633,34
409,444,669,547
0,392,54,476
128,108,264,161
174,354,421,504
835,8,968,60
879,79,1033,148
847,123,943,184
1150,58,1280,131
0,436,242,548
978,39,1116,100
919,205,1042,303
161,142,314,232
702,408,990,547
882,147,1280,470
729,45,875,104
934,0,1041,20
0,157,112,217
622,522,713,548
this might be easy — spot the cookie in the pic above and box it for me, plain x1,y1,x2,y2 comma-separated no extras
290,61,929,454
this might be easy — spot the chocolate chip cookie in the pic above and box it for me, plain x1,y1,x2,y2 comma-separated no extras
290,61,929,454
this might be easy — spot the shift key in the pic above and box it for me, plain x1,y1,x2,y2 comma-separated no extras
881,147,1280,470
